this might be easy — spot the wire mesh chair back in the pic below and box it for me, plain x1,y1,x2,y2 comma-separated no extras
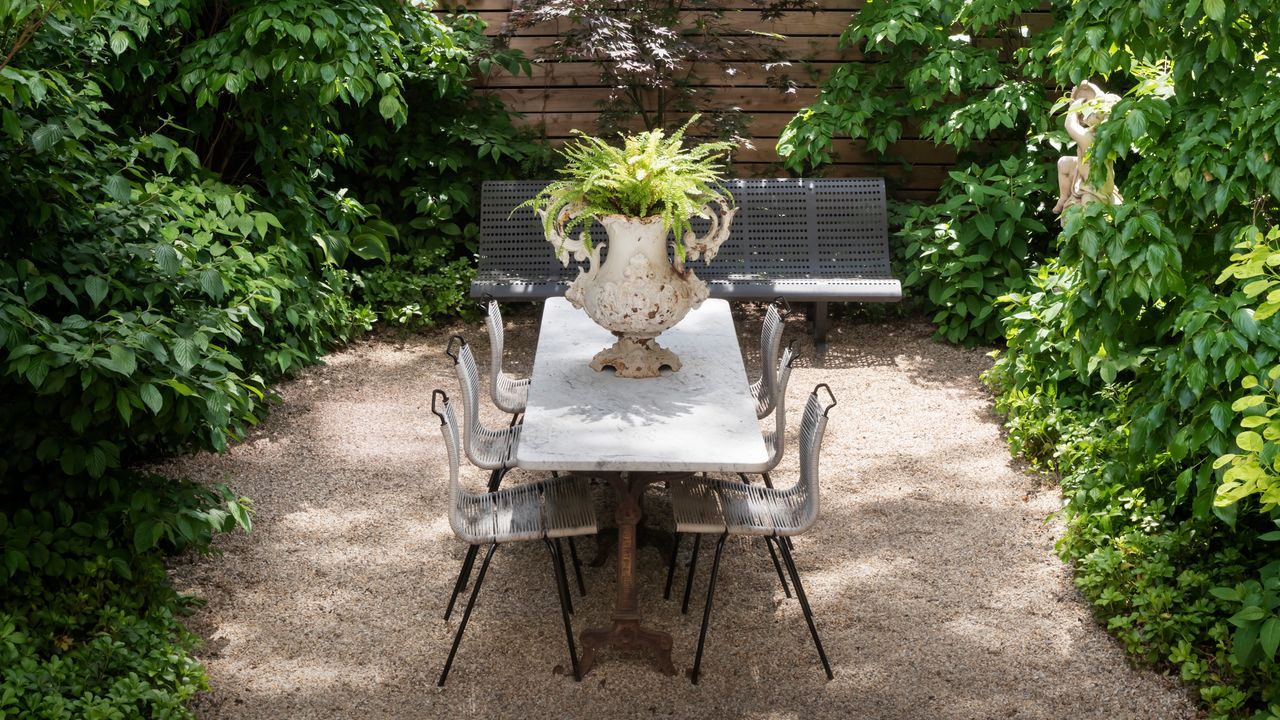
432,389,542,545
751,299,789,419
764,341,800,470
483,298,529,415
445,336,519,470
432,389,467,539
777,384,836,536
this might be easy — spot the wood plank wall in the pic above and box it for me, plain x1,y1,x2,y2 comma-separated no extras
452,1,1052,198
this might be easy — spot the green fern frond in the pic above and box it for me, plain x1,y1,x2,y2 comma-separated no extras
518,116,735,254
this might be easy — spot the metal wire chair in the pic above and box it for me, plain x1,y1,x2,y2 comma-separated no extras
443,336,588,622
446,335,520,482
665,384,837,684
482,297,530,417
666,340,800,607
749,298,790,419
433,389,597,686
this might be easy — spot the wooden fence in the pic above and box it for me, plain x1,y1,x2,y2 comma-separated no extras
455,1,1052,198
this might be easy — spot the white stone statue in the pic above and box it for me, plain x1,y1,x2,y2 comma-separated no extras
1054,81,1124,217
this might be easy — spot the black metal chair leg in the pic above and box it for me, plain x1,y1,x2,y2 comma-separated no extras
444,543,480,621
508,412,521,427
760,472,794,551
545,537,581,681
778,538,834,680
681,533,702,614
553,538,574,615
689,533,728,685
663,532,683,600
764,537,792,598
566,537,587,596
438,542,497,686
486,467,506,492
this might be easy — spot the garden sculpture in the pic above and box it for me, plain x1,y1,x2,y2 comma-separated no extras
1053,81,1124,219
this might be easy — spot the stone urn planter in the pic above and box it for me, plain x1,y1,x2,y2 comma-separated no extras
548,203,735,377
522,118,737,378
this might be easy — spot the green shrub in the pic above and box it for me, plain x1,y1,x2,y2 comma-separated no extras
0,0,536,713
778,0,1063,344
983,2,1280,714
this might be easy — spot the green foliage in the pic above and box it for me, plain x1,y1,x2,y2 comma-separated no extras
778,0,1063,344
0,473,250,717
0,0,538,713
898,156,1052,343
981,2,1280,716
359,246,478,328
523,119,735,259
1215,230,1280,515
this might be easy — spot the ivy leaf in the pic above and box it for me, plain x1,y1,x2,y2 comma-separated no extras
85,276,109,307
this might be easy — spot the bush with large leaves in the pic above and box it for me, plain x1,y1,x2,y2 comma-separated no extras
777,0,1062,344
986,3,1280,717
0,0,535,713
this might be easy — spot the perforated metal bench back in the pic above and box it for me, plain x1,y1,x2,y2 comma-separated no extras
474,178,899,301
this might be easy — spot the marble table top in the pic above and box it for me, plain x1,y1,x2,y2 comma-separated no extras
516,298,770,473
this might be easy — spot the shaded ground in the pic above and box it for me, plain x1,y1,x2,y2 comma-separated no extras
164,307,1201,720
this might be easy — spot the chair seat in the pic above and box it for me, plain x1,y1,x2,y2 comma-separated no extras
494,372,530,415
453,483,545,544
673,477,811,538
542,475,598,539
671,478,727,534
467,424,521,470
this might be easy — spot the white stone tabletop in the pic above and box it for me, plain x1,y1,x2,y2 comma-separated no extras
516,298,770,473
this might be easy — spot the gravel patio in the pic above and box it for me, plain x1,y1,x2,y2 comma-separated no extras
164,307,1201,720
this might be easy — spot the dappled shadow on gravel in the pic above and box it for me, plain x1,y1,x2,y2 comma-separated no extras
163,309,1200,720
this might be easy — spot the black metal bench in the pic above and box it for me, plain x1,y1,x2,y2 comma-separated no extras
471,178,902,343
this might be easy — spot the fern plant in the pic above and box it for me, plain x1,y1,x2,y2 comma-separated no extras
521,117,735,259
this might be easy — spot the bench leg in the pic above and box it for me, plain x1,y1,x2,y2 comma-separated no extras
811,302,829,348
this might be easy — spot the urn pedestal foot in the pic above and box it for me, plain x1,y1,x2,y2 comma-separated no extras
589,336,681,378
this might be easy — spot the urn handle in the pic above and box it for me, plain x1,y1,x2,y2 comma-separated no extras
681,198,737,265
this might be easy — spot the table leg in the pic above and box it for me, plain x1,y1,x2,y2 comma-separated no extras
578,473,676,677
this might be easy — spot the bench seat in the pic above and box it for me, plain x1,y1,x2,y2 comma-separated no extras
471,178,902,342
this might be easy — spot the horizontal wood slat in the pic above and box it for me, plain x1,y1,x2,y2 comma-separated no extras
478,10,1052,36
442,2,1047,192
479,61,843,88
529,133,954,165
483,86,818,112
484,11,865,37
448,0,868,10
505,35,866,62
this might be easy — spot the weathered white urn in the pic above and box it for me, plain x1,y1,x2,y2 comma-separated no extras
546,201,735,378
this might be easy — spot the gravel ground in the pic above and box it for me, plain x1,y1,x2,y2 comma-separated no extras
164,306,1202,720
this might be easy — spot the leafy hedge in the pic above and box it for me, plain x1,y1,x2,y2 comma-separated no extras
782,0,1280,717
1,0,539,713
